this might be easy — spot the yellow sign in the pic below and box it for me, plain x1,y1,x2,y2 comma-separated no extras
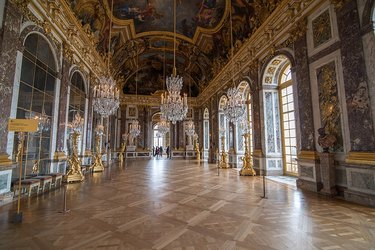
8,119,38,132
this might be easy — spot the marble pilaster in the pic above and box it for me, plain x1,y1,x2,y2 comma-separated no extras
336,0,375,152
56,57,71,152
294,33,315,151
0,2,22,159
319,153,337,196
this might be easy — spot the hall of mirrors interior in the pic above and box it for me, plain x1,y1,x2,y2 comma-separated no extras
0,0,375,213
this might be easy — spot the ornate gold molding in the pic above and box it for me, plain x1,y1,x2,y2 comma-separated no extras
0,153,12,166
330,0,350,10
288,18,308,43
345,152,375,166
298,150,319,160
252,149,264,158
198,0,324,104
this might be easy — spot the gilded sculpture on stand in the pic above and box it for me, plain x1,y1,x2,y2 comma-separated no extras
92,124,104,172
239,133,256,176
64,113,85,183
119,133,128,165
219,131,229,169
194,133,200,162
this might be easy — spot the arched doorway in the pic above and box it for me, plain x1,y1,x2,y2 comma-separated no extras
151,113,170,155
262,55,298,176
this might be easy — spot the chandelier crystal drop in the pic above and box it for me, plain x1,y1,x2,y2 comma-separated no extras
185,120,195,137
129,119,141,138
93,76,120,117
223,87,245,123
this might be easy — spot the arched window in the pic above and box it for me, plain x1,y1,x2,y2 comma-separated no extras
279,64,297,174
16,33,57,172
218,96,229,152
246,92,254,155
203,108,210,160
262,55,298,175
372,3,375,33
68,71,86,154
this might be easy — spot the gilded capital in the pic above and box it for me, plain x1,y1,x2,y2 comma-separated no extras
330,0,349,9
289,18,307,43
63,43,74,64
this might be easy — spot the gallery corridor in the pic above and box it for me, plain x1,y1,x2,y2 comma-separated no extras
0,159,374,249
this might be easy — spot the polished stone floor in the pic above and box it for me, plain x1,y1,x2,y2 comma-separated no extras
1,159,375,250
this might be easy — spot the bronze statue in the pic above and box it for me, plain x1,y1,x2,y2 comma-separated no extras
317,127,336,153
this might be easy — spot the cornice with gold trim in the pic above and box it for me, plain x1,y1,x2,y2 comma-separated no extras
121,95,199,108
298,150,319,160
345,152,375,166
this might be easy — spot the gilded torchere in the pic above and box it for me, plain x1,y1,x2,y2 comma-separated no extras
64,113,84,183
239,133,256,176
194,133,200,162
219,134,229,169
92,133,104,172
64,131,84,183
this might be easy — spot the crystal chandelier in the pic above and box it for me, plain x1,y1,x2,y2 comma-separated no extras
92,0,119,118
223,0,245,123
185,120,195,136
160,0,188,124
129,119,140,138
223,88,245,123
93,76,120,117
157,115,170,135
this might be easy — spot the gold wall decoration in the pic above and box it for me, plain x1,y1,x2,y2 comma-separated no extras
330,0,350,9
316,61,343,152
312,9,332,48
288,18,308,43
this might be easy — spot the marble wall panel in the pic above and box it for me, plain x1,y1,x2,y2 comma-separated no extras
337,0,375,151
0,3,22,153
347,167,375,195
299,165,315,181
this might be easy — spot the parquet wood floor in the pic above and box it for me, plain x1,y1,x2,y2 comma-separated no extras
0,159,374,249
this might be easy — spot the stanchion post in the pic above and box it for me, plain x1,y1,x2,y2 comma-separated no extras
59,183,70,214
260,169,267,199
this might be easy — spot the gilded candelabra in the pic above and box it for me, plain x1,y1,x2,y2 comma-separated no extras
239,133,256,176
64,131,84,183
119,142,126,164
219,135,229,169
92,133,104,172
194,133,200,161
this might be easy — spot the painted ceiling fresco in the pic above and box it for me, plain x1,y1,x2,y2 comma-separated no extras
112,0,226,38
68,0,281,97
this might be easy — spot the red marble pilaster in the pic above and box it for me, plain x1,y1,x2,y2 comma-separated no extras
0,2,22,154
